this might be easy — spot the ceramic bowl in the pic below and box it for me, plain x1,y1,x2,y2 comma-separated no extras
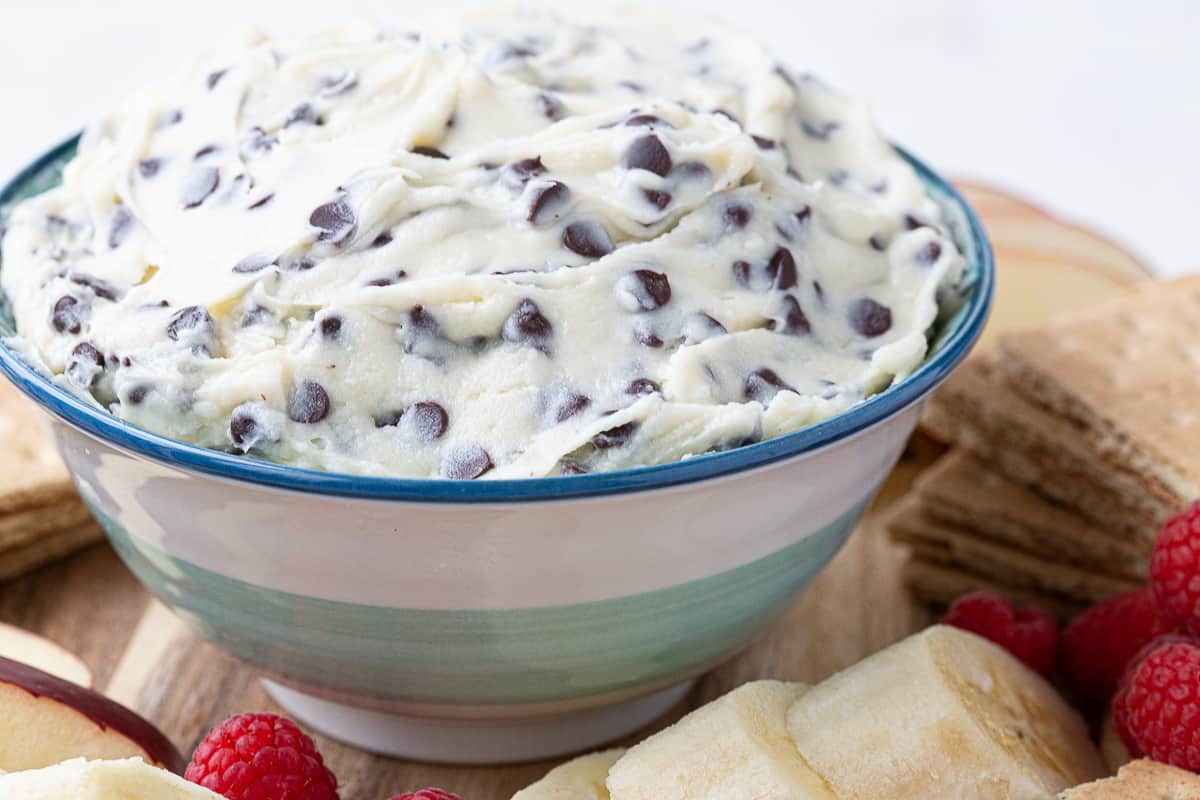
0,136,993,764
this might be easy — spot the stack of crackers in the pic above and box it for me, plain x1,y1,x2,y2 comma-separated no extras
894,276,1199,616
0,379,104,580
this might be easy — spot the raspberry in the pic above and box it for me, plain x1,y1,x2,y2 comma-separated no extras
388,791,461,800
942,591,1057,678
1059,587,1175,706
1112,635,1200,769
185,713,339,800
1151,502,1200,634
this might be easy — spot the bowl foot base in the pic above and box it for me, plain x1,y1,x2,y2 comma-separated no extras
261,678,694,765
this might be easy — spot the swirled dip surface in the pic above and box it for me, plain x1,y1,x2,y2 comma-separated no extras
1,7,966,478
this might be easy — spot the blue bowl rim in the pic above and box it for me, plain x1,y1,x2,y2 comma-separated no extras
0,134,993,504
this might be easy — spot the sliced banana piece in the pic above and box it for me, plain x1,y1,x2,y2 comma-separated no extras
607,681,837,800
512,749,625,800
786,625,1105,799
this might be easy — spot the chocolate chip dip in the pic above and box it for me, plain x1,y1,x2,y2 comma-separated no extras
1,7,966,478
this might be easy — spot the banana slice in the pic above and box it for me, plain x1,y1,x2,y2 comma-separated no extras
512,749,625,800
606,681,837,800
786,626,1105,799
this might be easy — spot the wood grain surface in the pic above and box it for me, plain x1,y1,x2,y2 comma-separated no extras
0,442,938,800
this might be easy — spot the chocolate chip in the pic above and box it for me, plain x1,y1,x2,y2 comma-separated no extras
441,445,493,479
70,273,120,301
248,193,274,210
229,404,263,449
206,69,228,90
412,145,449,159
287,257,317,271
625,378,660,396
166,305,212,341
915,241,943,266
239,305,270,327
625,114,668,127
105,209,135,255
560,460,588,475
365,270,407,286
127,385,150,404
868,234,888,251
616,269,671,311
795,206,812,224
286,104,322,127
766,247,798,289
562,221,613,258
813,281,826,306
405,401,449,441
723,201,753,229
623,134,672,177
732,260,753,288
194,144,220,160
744,368,795,403
849,298,893,337
156,109,183,128
243,127,278,155
682,312,727,344
309,200,356,245
801,120,839,140
618,80,645,93
371,232,393,248
502,157,546,188
528,180,570,224
537,93,565,120
671,161,711,181
550,390,591,423
288,380,330,424
66,342,104,388
373,410,404,428
593,421,638,449
502,298,552,350
635,326,664,348
319,70,358,96
181,167,220,209
751,135,777,150
319,315,342,339
233,254,275,274
137,159,161,179
642,189,671,210
770,295,811,335
50,296,83,334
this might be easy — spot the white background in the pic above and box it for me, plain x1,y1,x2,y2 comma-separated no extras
2,1,1196,275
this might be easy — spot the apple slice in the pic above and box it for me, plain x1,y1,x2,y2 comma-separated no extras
984,217,1154,285
0,622,92,688
0,656,185,774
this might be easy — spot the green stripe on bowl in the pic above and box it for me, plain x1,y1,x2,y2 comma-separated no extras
92,494,870,706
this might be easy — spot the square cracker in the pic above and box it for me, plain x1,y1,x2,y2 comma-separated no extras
0,520,105,582
900,558,1086,620
0,378,76,513
889,496,1137,606
1059,758,1200,799
914,450,1147,581
0,498,93,552
924,352,1165,541
1002,275,1200,524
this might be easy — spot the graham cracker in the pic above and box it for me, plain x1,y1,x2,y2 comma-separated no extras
1001,275,1200,526
900,558,1086,620
1059,759,1200,799
0,378,76,514
923,353,1164,542
0,520,105,582
914,451,1147,581
0,497,92,552
889,496,1137,606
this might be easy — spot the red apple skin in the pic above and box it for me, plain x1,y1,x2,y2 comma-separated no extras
0,655,185,773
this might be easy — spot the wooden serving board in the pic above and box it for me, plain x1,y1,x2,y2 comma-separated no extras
0,447,937,800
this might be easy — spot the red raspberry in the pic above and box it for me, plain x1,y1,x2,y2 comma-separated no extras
1151,502,1200,634
1059,587,1176,706
388,791,461,800
1112,635,1200,769
942,591,1057,678
185,712,339,800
